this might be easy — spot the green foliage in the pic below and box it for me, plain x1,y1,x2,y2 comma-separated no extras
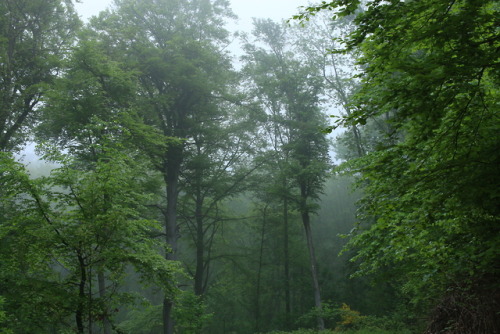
173,291,212,334
9,0,497,332
46,145,180,287
241,18,332,331
118,291,212,334
245,19,332,213
0,152,70,332
352,316,413,334
118,304,163,334
267,303,413,333
337,330,408,334
37,37,171,161
0,296,12,334
296,302,390,331
296,303,344,329
263,330,320,334
0,143,180,332
306,0,499,330
262,327,409,334
0,0,80,151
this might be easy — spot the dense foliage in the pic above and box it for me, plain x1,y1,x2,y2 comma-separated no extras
0,0,80,151
299,0,499,332
0,0,497,333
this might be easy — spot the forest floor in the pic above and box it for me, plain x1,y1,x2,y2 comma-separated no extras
264,329,412,334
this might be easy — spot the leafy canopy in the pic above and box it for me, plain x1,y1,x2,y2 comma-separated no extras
300,0,499,313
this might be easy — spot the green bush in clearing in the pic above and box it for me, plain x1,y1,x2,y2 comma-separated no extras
261,329,408,334
261,330,406,334
263,330,328,334
351,315,412,333
340,330,408,334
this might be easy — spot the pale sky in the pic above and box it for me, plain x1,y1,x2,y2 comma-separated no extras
75,0,311,30
74,0,315,64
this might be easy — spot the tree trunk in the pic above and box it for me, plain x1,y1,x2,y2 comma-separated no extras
254,206,267,332
194,191,204,296
163,299,174,334
98,271,111,334
162,145,182,334
329,58,365,158
76,252,86,334
301,207,324,330
283,197,291,330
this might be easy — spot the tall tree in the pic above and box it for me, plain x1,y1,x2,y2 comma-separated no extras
88,1,235,332
292,10,365,157
0,0,79,151
243,19,331,330
178,101,261,298
35,33,175,333
299,0,500,332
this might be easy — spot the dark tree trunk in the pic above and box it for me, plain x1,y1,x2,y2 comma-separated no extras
254,206,267,333
283,197,291,330
98,271,111,334
163,299,174,334
76,252,86,334
301,210,324,330
194,191,204,296
163,144,182,334
300,183,325,330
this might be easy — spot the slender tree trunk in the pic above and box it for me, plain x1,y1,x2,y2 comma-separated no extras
302,212,324,330
163,145,182,334
76,252,86,334
98,271,111,334
283,196,291,330
329,59,365,158
96,154,112,334
194,191,204,296
254,206,267,333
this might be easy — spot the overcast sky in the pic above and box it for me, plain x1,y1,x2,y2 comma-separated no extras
74,0,314,65
75,0,311,31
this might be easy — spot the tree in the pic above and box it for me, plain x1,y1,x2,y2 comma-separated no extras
37,36,158,157
292,10,365,158
243,19,331,330
88,1,236,332
0,0,80,151
0,143,178,333
44,146,178,334
33,33,177,333
0,152,65,333
298,0,500,332
178,102,261,299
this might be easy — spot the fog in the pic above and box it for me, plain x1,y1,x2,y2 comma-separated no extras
75,0,307,28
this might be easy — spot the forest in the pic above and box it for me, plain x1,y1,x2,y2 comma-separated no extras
0,0,498,333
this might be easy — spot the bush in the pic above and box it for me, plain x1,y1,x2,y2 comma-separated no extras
264,330,332,334
295,302,366,330
292,302,413,334
117,304,163,334
351,315,412,333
